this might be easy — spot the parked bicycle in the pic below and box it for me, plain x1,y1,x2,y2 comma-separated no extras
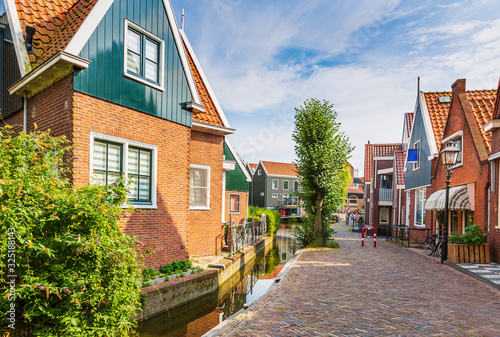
424,234,442,256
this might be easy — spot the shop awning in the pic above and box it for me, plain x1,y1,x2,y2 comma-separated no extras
424,185,471,211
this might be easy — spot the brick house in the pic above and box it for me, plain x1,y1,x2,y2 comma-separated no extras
344,164,364,213
2,0,240,267
363,143,402,234
425,80,495,250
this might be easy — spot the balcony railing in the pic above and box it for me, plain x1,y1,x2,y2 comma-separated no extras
379,188,393,201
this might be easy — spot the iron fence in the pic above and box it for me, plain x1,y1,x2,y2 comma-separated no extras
226,219,267,255
384,224,430,247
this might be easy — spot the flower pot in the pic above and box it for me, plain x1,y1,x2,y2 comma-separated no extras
447,243,490,264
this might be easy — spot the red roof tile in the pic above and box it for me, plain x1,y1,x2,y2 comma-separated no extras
373,143,402,157
394,150,406,186
248,163,258,174
466,89,496,155
261,161,299,177
405,112,414,137
183,41,224,127
424,91,452,147
15,0,98,67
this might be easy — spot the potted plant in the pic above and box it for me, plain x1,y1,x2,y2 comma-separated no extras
448,224,489,263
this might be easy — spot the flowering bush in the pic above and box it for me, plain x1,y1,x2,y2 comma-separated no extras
0,126,141,336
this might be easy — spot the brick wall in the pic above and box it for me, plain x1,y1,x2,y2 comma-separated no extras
490,128,500,262
225,190,248,225
72,90,191,268
189,130,224,256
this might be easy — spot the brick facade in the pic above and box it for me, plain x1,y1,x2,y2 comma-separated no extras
2,74,231,268
225,190,249,225
189,130,224,257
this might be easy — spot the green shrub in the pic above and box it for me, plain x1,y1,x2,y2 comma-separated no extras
449,232,464,244
159,259,192,275
461,225,487,246
0,126,141,336
248,206,280,235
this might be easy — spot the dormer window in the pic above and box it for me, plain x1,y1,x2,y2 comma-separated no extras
124,20,164,91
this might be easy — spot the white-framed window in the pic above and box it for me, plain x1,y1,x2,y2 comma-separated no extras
349,196,358,206
257,169,262,175
190,164,210,210
229,194,240,213
380,208,389,224
283,180,289,190
272,193,278,198
90,132,157,209
413,140,421,171
283,193,289,201
272,179,279,190
124,20,165,91
415,188,426,227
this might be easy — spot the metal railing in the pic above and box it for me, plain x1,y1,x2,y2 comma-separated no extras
382,224,430,247
226,219,267,255
379,188,393,201
274,194,301,210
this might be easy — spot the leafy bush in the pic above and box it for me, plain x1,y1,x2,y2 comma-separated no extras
248,206,280,235
435,210,445,225
0,127,141,336
449,232,464,244
159,260,192,275
461,225,487,246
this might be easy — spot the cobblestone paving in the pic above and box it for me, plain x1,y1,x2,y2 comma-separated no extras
210,224,500,336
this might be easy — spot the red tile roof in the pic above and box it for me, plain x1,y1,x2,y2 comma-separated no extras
248,163,258,174
261,161,298,177
347,187,364,194
15,0,98,67
183,42,224,127
405,112,414,137
364,144,373,182
394,150,406,186
424,91,452,147
466,89,496,155
373,143,402,157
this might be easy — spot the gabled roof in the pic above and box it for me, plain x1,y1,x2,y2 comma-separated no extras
225,138,252,182
261,161,299,177
15,0,98,67
248,163,258,174
465,89,496,155
364,143,373,182
373,143,402,157
423,91,452,148
405,112,414,138
394,150,406,186
180,29,229,128
347,187,363,195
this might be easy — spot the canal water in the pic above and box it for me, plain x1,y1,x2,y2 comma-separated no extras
136,224,297,337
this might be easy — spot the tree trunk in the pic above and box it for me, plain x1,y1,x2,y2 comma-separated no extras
315,194,323,238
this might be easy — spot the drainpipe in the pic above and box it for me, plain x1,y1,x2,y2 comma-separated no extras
23,91,28,131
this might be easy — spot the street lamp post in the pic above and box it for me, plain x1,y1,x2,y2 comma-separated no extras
440,143,460,264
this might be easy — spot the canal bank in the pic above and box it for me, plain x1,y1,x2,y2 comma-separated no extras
136,235,274,321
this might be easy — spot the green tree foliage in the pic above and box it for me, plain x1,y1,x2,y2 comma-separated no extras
0,126,141,336
293,99,353,244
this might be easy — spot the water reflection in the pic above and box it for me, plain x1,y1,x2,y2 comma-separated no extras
137,224,297,337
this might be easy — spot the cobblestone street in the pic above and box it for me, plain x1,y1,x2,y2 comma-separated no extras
207,223,500,336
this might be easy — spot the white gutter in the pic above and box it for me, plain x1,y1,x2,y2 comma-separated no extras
23,92,28,131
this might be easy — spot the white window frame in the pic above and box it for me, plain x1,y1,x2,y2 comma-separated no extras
414,188,426,227
380,208,389,224
442,131,463,169
272,193,278,198
283,180,289,190
349,196,358,206
272,179,279,190
190,164,211,211
124,19,165,91
89,132,158,209
229,193,241,214
413,140,421,171
283,193,289,201
257,169,262,175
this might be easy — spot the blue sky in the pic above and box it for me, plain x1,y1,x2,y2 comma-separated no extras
171,0,500,175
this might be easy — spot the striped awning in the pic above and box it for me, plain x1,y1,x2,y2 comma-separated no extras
424,186,471,211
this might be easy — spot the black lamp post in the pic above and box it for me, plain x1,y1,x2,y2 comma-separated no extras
440,143,460,263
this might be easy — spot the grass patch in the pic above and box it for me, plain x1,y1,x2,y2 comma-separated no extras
308,238,340,249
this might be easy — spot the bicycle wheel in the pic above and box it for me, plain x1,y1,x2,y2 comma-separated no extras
424,239,435,256
436,241,442,257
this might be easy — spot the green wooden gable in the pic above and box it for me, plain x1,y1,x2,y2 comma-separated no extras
224,142,249,192
74,0,194,127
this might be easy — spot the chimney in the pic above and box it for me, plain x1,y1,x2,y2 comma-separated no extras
451,79,466,100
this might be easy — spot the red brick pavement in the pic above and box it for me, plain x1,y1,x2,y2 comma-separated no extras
206,223,500,336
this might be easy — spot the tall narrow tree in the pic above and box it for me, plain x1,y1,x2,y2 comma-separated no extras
293,98,353,240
